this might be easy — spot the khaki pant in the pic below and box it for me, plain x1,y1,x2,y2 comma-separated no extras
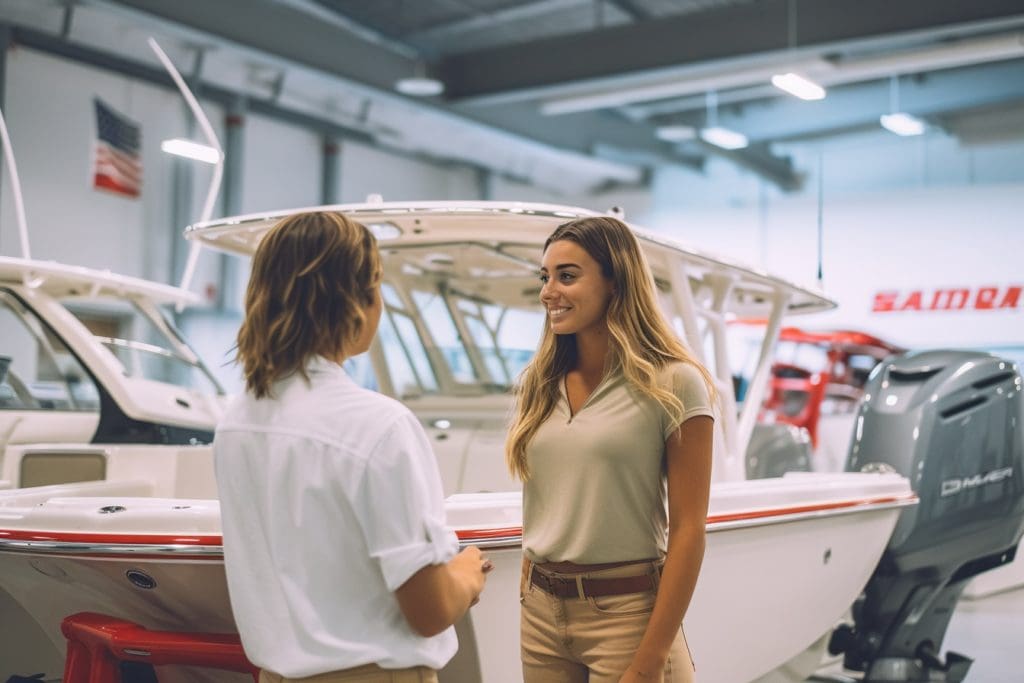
521,561,695,683
259,663,438,683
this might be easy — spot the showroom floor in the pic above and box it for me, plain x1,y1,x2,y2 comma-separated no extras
942,586,1024,682
812,585,1024,682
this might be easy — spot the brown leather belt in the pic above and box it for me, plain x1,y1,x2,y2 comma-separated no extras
529,566,659,599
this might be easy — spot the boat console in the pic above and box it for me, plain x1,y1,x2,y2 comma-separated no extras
830,350,1024,682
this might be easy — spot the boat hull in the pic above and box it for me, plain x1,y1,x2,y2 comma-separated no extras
0,475,913,683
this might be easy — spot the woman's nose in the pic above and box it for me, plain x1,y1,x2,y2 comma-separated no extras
540,280,555,303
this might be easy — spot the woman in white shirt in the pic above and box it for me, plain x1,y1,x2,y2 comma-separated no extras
215,210,490,683
507,216,716,682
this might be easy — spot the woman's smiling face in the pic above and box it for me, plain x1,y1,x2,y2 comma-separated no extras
539,239,615,337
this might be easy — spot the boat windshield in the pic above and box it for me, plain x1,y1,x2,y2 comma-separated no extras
0,289,101,412
60,297,225,396
348,242,546,398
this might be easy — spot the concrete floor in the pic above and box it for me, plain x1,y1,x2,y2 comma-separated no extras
943,585,1024,682
811,585,1024,682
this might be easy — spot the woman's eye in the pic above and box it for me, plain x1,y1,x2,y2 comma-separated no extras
539,274,549,283
560,272,575,281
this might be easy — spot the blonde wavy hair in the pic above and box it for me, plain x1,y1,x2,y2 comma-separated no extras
506,216,716,480
236,211,381,399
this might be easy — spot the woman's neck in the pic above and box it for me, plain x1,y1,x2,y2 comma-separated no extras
573,326,610,378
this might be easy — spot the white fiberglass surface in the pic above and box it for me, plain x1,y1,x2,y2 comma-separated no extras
0,473,910,537
7,497,221,534
441,473,911,532
707,472,911,516
0,478,151,510
445,492,522,529
689,503,901,682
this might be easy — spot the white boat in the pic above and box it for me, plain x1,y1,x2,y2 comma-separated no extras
0,472,912,682
0,257,226,470
0,202,916,682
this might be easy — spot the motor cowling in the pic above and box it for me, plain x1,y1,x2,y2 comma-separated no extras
745,422,812,479
831,350,1024,682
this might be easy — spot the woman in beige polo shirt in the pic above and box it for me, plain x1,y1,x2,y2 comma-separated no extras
507,216,716,683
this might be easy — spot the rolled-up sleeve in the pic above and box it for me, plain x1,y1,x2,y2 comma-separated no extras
350,413,459,592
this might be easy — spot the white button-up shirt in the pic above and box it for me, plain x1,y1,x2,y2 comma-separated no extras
214,356,458,677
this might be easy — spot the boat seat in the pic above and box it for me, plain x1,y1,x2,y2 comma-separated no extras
60,612,259,682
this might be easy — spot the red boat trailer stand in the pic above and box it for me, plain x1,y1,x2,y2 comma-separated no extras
61,612,259,682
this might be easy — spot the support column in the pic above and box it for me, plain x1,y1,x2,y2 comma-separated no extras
321,137,340,204
218,96,246,312
0,24,11,232
475,166,494,200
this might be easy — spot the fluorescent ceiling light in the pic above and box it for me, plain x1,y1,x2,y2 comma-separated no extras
771,72,826,100
161,138,221,164
700,126,748,150
395,76,444,97
655,125,697,142
880,112,925,136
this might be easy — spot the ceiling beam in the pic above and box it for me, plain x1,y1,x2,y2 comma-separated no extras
703,143,802,193
439,0,1024,100
605,0,652,22
401,0,595,44
616,30,1024,120
102,0,417,91
652,59,1024,143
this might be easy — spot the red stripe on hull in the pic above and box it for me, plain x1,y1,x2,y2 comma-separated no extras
0,493,916,548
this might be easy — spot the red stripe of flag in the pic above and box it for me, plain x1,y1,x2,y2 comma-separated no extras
94,173,140,197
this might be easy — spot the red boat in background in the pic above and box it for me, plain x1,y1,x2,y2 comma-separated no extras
761,328,905,472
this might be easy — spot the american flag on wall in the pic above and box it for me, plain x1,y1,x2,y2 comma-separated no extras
93,98,142,198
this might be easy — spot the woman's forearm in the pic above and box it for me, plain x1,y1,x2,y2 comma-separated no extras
630,526,706,671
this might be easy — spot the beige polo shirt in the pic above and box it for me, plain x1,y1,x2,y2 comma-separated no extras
522,361,715,564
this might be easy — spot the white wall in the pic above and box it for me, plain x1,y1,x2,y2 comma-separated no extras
340,141,478,203
642,129,1024,351
489,175,655,226
238,113,323,213
1,47,219,286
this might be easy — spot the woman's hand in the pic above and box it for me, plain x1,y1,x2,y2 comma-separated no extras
618,662,664,682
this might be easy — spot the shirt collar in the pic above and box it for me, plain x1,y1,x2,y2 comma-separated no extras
305,355,351,380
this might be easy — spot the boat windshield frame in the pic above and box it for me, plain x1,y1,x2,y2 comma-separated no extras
59,294,225,397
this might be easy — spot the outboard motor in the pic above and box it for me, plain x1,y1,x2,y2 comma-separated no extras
829,350,1024,682
745,422,812,479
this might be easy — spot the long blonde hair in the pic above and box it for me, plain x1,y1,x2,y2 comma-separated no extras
506,216,716,480
236,211,381,399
